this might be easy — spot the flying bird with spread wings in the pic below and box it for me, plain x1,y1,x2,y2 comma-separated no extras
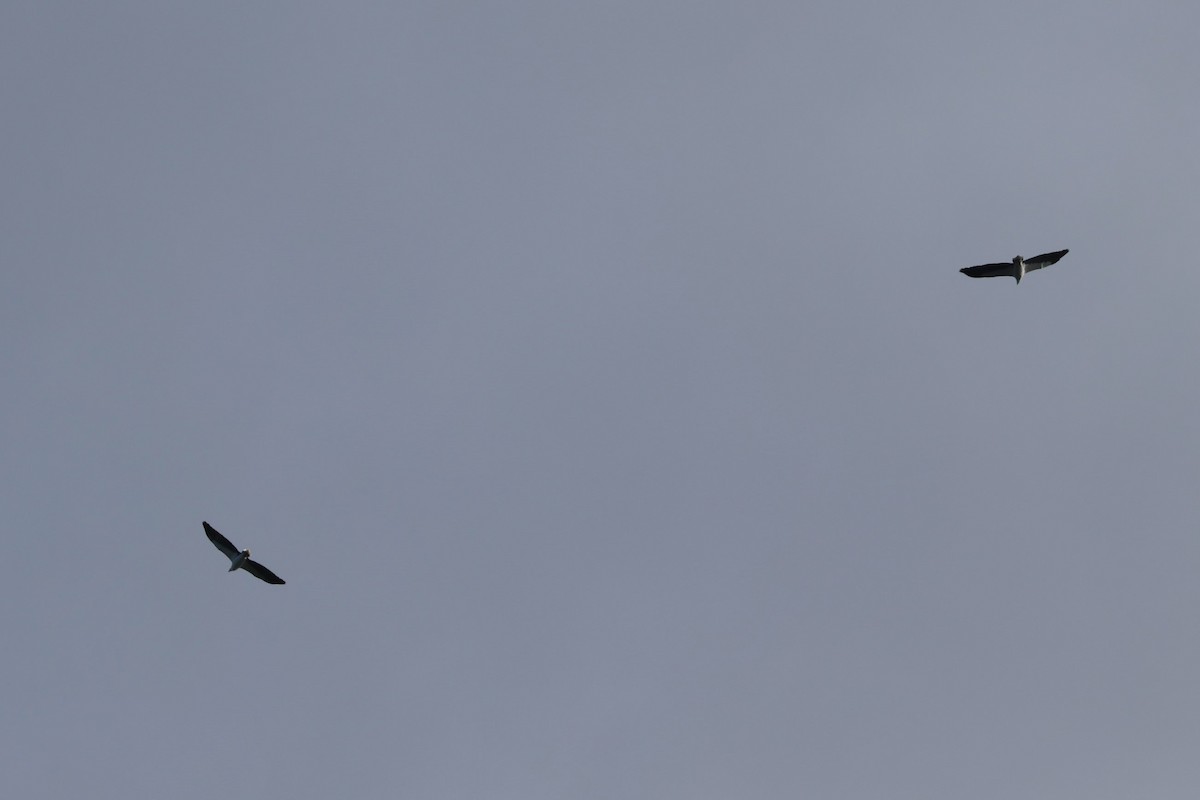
960,249,1069,283
204,521,286,585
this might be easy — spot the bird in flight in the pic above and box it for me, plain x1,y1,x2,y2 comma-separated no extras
203,521,286,585
960,249,1069,283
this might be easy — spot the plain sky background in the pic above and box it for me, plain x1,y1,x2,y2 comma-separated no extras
4,1,1200,797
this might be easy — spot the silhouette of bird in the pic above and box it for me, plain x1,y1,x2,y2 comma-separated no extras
960,249,1069,283
203,521,286,585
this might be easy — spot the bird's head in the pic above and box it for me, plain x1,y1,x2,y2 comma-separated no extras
242,548,251,557
1013,255,1023,264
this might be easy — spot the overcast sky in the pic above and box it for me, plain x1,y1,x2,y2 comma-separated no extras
4,2,1200,797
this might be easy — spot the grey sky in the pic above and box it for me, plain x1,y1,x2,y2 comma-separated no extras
4,1,1200,797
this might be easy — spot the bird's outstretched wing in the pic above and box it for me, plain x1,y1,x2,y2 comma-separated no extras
960,262,1016,279
242,559,286,585
203,521,239,560
1023,248,1069,272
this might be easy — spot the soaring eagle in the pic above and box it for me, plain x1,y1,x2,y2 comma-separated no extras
960,249,1069,283
203,521,286,585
